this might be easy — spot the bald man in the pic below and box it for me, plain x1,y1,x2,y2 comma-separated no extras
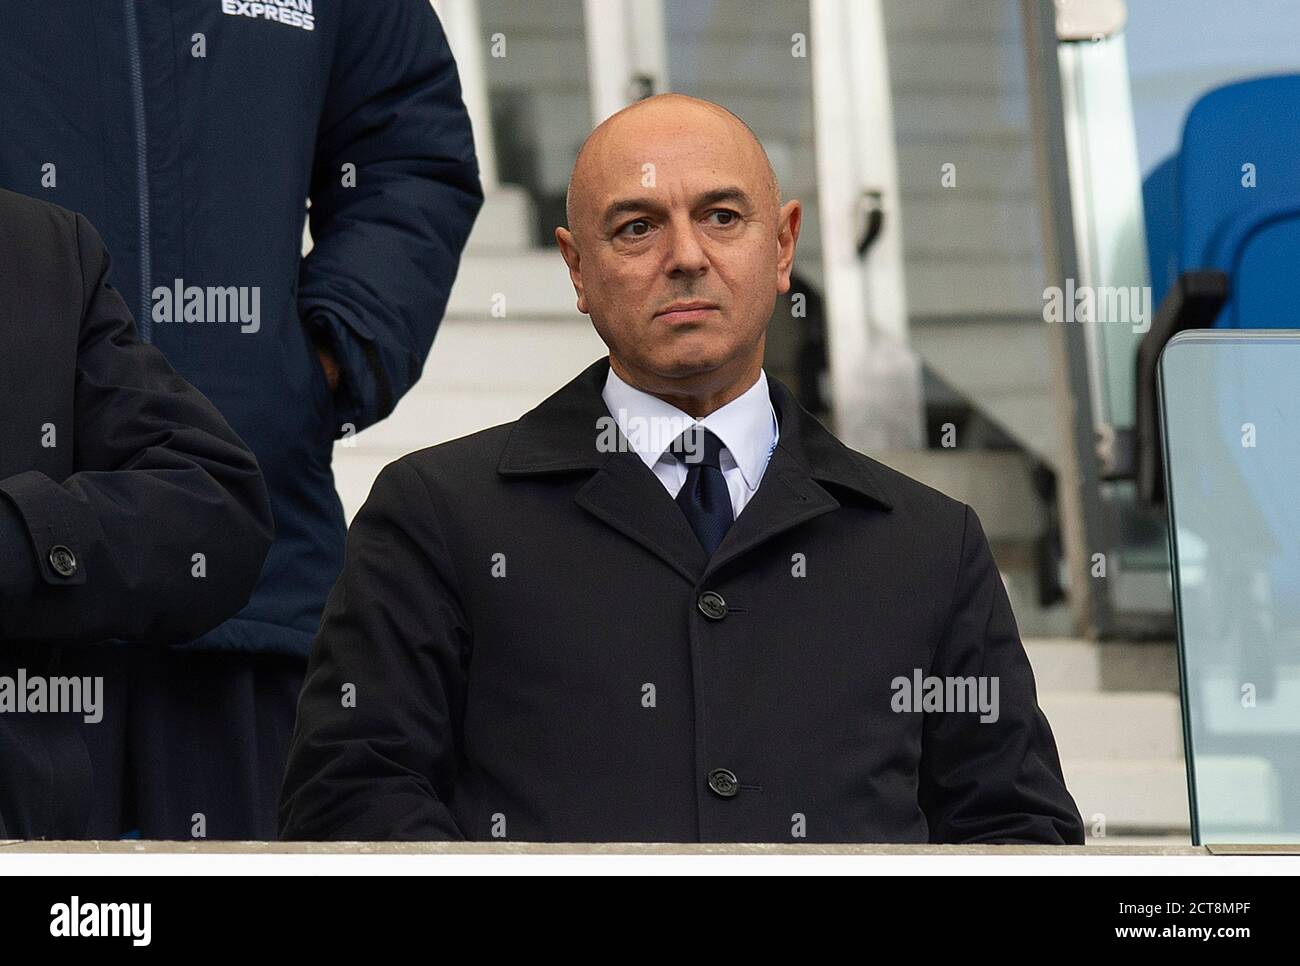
280,95,1084,845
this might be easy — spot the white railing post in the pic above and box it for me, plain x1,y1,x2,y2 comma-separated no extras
584,0,668,126
432,0,498,191
810,0,924,453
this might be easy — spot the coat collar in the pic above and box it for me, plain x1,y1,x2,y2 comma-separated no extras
601,361,778,492
498,356,893,583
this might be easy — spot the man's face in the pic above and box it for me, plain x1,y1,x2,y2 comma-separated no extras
557,101,801,394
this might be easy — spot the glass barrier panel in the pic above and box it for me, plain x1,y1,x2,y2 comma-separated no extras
1162,331,1300,843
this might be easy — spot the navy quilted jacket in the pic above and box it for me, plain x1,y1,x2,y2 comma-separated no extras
0,0,484,656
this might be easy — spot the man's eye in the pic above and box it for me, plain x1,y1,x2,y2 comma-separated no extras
618,219,652,238
707,209,740,227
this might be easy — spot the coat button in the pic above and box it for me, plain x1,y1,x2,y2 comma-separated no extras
48,545,77,578
697,590,727,620
707,768,739,799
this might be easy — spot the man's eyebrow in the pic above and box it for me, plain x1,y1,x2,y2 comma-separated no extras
693,186,754,209
599,186,756,230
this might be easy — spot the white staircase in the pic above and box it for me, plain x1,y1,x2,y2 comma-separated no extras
329,182,598,522
330,315,603,522
1025,638,1193,844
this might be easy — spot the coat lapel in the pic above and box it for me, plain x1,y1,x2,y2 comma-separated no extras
701,374,894,581
497,357,706,582
498,355,894,584
572,451,708,582
699,444,841,582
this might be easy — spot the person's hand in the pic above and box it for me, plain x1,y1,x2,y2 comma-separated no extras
317,346,341,393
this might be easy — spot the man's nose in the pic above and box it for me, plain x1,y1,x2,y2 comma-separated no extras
664,217,709,276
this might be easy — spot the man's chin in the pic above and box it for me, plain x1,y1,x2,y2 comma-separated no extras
647,328,729,364
643,352,730,382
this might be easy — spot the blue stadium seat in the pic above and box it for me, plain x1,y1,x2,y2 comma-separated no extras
1178,76,1300,291
1141,154,1178,310
1136,75,1300,503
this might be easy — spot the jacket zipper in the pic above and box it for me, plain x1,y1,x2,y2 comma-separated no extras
123,0,153,343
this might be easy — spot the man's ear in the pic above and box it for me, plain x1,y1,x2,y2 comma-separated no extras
775,199,802,295
555,226,588,314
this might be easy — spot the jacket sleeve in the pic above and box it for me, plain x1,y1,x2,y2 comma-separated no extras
918,505,1086,845
0,214,274,646
298,0,483,437
280,458,469,841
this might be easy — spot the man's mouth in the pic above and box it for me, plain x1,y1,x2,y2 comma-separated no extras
655,301,720,323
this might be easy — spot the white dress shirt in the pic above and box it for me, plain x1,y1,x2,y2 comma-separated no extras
601,364,779,519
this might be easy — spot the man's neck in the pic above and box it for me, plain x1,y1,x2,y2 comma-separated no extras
609,356,762,418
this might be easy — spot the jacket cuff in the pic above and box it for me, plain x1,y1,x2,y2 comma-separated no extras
0,471,91,588
304,308,387,437
0,486,44,599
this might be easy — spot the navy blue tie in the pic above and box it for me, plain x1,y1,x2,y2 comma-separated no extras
670,426,734,555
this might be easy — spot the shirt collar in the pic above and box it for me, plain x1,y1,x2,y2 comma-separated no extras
602,364,779,490
500,356,894,512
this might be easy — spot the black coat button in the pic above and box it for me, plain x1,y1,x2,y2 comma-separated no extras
708,768,739,798
697,591,727,620
48,545,77,578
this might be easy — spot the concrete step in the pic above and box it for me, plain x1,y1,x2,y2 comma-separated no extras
1001,573,1074,640
445,250,581,321
897,143,1035,195
344,389,538,456
463,185,537,254
1064,756,1284,835
908,314,1057,468
902,197,1040,259
1040,691,1183,761
478,0,585,32
1024,639,1179,693
332,317,604,519
873,449,1044,543
1063,760,1190,833
903,261,1045,317
394,318,605,396
882,0,1023,40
